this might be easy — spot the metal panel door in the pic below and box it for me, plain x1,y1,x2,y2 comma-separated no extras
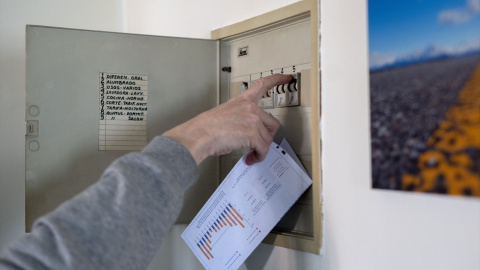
26,26,219,230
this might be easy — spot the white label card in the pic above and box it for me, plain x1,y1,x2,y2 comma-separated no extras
98,73,148,151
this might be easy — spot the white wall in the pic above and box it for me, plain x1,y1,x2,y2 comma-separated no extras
1,0,479,269
320,1,480,269
124,0,298,39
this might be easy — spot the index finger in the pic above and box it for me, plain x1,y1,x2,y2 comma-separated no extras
242,74,293,102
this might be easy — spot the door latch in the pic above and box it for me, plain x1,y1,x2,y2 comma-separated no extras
26,120,39,136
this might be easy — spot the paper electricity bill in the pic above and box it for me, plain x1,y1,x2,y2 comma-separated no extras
182,139,312,270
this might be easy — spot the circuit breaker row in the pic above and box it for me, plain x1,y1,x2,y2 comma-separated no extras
242,73,301,109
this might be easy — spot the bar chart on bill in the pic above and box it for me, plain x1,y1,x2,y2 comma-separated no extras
182,140,312,270
193,200,251,262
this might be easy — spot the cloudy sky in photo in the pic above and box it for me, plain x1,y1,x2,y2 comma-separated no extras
368,0,480,69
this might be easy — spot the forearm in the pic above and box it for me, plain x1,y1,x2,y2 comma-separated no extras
0,73,290,270
0,136,198,270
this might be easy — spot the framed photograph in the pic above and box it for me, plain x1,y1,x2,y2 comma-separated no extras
368,0,480,197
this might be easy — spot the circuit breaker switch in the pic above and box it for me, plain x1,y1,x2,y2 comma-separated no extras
287,73,300,106
287,82,296,92
265,88,272,97
240,82,249,94
275,85,282,94
258,88,274,109
275,84,288,107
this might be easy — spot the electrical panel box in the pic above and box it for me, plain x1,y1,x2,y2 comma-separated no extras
25,0,321,254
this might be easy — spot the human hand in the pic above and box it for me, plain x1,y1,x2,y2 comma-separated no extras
163,74,292,165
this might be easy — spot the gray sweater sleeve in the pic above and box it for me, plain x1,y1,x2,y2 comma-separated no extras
0,136,199,270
